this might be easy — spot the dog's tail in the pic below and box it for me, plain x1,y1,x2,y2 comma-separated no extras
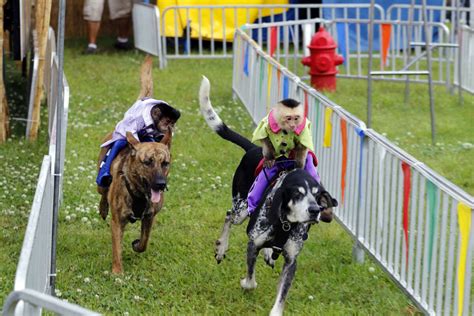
199,76,256,152
137,54,154,100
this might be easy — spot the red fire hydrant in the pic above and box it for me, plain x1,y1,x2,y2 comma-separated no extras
301,27,344,92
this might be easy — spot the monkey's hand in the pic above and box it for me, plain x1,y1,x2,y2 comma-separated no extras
261,138,276,163
294,144,308,169
263,158,275,168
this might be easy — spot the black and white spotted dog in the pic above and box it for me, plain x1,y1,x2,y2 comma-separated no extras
199,76,337,316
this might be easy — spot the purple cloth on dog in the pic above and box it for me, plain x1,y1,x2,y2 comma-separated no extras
247,154,321,214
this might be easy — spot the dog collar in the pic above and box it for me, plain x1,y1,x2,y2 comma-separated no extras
279,216,291,232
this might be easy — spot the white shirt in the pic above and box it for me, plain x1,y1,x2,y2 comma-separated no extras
101,98,167,148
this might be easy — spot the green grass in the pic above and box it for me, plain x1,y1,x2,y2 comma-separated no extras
1,37,472,315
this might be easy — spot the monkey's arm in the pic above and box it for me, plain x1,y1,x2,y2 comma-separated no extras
261,137,276,168
294,142,309,169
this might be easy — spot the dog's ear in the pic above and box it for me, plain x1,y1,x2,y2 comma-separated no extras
267,187,284,225
317,191,338,208
126,132,140,155
160,126,172,148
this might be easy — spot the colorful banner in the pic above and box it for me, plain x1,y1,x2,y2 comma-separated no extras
401,162,411,263
283,76,289,99
323,107,333,147
340,119,348,205
457,202,472,316
381,24,392,67
269,26,278,57
266,62,272,113
243,43,249,76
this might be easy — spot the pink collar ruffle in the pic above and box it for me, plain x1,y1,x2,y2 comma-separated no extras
268,109,306,135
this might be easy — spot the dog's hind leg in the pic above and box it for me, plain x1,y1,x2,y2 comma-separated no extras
269,239,302,316
215,210,232,263
132,212,155,253
240,241,258,290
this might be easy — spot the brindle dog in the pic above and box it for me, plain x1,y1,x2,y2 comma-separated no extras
106,131,170,274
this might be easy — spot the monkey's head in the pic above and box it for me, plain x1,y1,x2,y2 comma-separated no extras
274,98,304,132
150,102,181,133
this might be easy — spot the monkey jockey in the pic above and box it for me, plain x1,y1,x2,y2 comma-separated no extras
247,98,321,216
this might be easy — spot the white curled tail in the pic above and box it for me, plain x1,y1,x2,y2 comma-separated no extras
199,76,223,131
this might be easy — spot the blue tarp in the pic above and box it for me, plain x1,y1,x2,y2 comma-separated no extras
322,0,443,52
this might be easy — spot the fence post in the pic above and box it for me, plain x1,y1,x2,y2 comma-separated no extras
353,126,367,264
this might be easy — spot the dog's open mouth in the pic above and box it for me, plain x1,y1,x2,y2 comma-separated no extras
151,189,162,204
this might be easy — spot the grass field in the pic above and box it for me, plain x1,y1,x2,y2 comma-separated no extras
0,38,472,315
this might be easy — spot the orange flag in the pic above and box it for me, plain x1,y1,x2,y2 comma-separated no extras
381,24,392,67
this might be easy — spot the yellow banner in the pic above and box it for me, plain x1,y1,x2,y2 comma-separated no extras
266,62,272,113
158,0,289,40
323,107,333,147
457,202,472,316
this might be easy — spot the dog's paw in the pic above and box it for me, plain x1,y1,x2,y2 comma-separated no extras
240,278,257,290
132,239,145,253
214,239,228,264
112,266,123,274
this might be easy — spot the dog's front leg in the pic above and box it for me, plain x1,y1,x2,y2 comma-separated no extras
269,239,302,316
240,240,259,290
111,214,127,274
132,211,155,253
215,210,232,263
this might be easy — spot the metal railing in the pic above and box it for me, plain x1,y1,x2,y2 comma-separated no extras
241,18,454,87
2,27,96,315
233,28,473,316
159,4,383,66
387,3,473,44
133,3,473,95
10,156,53,315
454,24,474,94
3,289,99,316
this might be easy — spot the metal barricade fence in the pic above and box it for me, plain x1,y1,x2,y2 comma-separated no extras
48,53,69,203
1,28,98,315
386,4,473,44
26,37,39,139
45,27,57,136
454,25,474,94
159,4,383,65
233,28,473,316
151,3,473,95
3,289,100,316
11,156,53,315
241,18,453,87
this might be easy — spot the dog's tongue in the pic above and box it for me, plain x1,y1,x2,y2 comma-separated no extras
151,190,162,204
